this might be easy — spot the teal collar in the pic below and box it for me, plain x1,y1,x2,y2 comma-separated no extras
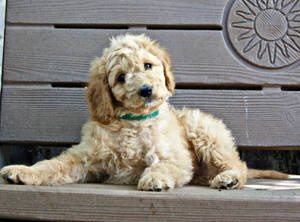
119,110,159,121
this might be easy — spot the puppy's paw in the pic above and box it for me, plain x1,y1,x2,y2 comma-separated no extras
138,172,174,192
0,165,42,185
210,170,240,190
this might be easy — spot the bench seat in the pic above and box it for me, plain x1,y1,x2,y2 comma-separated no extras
1,178,300,221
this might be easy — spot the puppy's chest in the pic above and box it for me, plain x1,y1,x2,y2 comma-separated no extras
116,126,157,164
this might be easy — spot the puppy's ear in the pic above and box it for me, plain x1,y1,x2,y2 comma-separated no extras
161,48,175,94
86,56,114,124
151,44,175,94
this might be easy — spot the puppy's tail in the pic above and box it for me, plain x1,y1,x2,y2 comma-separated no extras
247,169,290,179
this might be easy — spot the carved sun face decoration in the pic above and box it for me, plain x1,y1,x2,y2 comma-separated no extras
226,0,300,69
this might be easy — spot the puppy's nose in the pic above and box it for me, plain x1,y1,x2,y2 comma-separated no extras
138,85,153,98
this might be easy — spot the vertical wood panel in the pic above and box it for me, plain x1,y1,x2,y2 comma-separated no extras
0,0,7,167
0,0,6,94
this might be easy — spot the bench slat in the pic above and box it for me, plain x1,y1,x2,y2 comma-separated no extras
4,28,300,86
0,183,300,221
1,86,300,147
6,0,225,26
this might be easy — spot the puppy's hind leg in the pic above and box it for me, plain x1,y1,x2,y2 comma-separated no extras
178,108,247,189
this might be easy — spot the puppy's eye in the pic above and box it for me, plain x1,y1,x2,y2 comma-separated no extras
144,63,152,70
117,74,125,83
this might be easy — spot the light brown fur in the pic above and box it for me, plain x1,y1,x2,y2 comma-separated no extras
0,34,289,190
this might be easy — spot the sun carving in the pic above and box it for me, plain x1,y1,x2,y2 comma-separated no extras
226,0,300,69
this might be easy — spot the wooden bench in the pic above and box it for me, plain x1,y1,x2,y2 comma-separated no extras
1,0,300,221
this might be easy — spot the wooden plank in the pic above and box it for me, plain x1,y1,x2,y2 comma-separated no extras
1,86,300,147
4,28,300,85
172,89,300,147
244,177,300,190
0,86,89,143
0,183,300,221
6,0,225,26
0,0,6,94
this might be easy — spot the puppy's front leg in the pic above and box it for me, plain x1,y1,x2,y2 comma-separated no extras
138,161,192,191
0,143,93,185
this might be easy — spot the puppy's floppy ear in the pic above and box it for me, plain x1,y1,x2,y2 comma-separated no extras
86,56,114,124
151,44,175,94
160,48,175,94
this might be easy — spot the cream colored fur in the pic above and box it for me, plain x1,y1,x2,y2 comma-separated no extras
0,34,288,190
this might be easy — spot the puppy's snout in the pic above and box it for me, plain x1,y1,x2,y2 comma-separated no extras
138,85,153,98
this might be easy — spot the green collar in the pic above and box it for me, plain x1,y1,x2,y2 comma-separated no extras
119,110,159,121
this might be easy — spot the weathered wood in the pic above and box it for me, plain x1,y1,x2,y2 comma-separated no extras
172,89,300,147
6,0,225,26
0,183,300,222
1,86,300,147
0,0,6,94
243,177,300,190
0,86,88,143
4,28,300,85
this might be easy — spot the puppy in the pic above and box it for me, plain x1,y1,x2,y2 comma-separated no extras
0,34,288,190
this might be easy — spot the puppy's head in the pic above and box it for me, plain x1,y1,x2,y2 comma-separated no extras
86,34,175,124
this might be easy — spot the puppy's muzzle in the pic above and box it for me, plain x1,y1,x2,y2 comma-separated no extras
138,85,153,98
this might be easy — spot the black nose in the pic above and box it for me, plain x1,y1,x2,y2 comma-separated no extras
138,85,153,98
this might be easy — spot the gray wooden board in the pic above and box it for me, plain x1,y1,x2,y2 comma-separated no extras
0,183,300,221
4,27,300,85
6,0,226,26
1,86,300,146
0,86,89,143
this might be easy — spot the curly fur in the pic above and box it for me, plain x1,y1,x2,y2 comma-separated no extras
0,34,289,190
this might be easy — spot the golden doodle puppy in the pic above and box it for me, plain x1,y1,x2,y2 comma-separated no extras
0,34,289,190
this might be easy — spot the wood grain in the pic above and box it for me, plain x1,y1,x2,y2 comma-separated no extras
4,27,300,85
6,0,226,26
1,86,89,143
1,86,300,147
0,183,300,221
